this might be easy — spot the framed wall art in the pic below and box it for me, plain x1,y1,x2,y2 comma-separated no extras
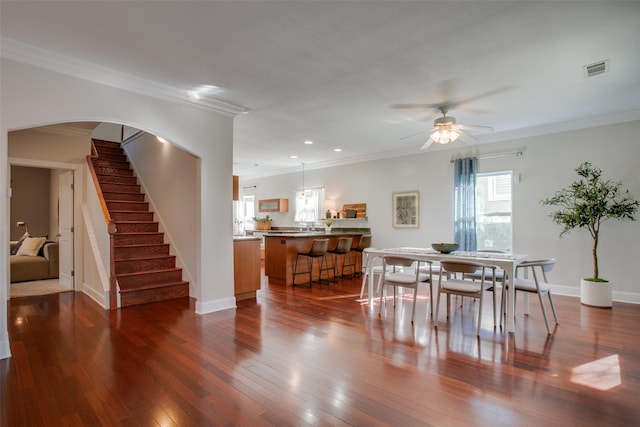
392,191,419,228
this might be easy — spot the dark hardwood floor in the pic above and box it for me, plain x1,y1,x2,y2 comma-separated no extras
2,274,640,426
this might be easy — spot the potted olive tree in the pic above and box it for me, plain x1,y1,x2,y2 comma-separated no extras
541,162,638,307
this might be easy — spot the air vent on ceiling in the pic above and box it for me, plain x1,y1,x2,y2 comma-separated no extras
583,60,609,78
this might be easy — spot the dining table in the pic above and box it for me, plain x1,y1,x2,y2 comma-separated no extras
362,247,528,333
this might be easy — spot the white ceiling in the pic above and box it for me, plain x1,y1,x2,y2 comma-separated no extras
1,1,639,178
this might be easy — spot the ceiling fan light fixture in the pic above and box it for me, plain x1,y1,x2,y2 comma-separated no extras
431,126,460,144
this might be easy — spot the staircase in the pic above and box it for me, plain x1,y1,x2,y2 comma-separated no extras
89,139,189,307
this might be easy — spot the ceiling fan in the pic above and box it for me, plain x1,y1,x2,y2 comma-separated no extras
398,105,493,150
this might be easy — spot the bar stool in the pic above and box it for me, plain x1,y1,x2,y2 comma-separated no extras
352,235,371,277
292,239,331,287
328,237,354,281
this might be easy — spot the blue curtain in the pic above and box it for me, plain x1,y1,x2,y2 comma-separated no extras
454,157,478,251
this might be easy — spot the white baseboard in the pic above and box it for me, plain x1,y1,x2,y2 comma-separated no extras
612,290,640,304
552,284,640,304
551,284,580,298
195,297,236,314
82,282,108,309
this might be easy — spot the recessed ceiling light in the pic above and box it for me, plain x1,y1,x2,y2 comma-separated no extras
334,148,342,152
290,155,298,159
304,140,313,145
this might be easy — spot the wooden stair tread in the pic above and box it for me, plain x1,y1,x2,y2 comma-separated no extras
103,194,145,199
114,232,163,236
93,158,129,165
100,183,139,186
116,243,168,248
98,179,137,184
96,173,135,178
116,267,182,278
119,281,189,293
113,243,169,248
97,166,131,171
101,188,141,193
107,204,148,208
95,172,134,178
115,254,175,262
100,187,140,194
113,220,158,224
117,267,182,278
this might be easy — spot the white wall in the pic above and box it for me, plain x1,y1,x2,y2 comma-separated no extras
9,165,50,239
9,127,91,163
123,133,199,294
243,120,640,302
92,122,122,142
82,173,111,306
1,58,236,360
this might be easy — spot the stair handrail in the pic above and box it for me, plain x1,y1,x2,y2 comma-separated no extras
87,144,118,309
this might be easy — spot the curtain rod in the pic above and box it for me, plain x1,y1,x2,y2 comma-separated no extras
450,150,523,163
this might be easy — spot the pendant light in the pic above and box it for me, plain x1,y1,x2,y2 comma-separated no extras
298,162,309,202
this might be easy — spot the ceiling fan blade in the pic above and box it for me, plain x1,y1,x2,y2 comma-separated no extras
420,139,434,150
450,86,513,108
398,129,429,141
457,106,490,114
457,132,477,145
391,103,439,110
457,123,494,132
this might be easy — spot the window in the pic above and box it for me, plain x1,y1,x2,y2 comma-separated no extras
476,171,512,252
294,187,324,223
233,195,255,233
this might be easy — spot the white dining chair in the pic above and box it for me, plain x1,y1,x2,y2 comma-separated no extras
359,249,385,298
501,259,558,334
435,260,498,336
378,255,432,323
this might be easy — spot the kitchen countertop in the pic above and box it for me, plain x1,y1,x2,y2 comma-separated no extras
264,231,369,237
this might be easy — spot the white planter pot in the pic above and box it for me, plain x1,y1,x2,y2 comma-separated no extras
580,278,612,308
324,226,332,234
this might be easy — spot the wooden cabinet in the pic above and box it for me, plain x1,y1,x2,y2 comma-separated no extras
233,175,239,201
258,198,288,212
234,238,261,300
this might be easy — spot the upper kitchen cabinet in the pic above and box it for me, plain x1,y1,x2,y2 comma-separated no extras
233,175,239,201
258,198,289,212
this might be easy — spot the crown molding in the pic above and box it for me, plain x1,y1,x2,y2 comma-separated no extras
478,109,640,144
0,37,249,117
236,146,420,179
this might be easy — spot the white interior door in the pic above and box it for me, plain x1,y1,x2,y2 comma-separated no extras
58,171,74,288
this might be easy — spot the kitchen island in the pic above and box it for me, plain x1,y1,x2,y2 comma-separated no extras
264,232,368,286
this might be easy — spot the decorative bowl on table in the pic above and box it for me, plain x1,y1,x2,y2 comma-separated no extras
431,243,459,254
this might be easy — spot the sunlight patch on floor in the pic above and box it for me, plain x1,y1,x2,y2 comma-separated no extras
571,354,621,391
